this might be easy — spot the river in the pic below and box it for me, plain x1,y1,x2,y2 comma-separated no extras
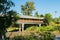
55,35,60,40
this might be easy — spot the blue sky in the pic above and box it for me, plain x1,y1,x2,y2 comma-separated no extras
11,0,60,18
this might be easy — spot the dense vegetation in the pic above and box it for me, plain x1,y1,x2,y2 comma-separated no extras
27,25,60,32
13,32,55,40
6,25,60,40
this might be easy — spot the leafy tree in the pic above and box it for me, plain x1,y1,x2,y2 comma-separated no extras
0,11,19,40
34,12,44,18
34,11,39,17
44,13,52,25
21,2,35,16
0,0,14,13
0,0,14,40
7,10,20,26
53,17,60,24
40,14,44,17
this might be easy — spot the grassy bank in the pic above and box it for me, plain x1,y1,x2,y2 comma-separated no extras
6,25,60,40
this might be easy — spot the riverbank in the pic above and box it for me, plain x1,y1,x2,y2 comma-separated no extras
52,31,60,35
6,31,55,40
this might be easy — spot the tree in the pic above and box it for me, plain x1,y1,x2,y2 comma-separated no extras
34,11,39,17
0,0,14,13
34,12,44,18
40,14,44,17
53,17,60,24
44,13,52,25
7,10,20,26
0,0,14,40
0,10,19,40
21,2,35,16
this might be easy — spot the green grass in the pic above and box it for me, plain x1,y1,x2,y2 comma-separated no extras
6,27,19,32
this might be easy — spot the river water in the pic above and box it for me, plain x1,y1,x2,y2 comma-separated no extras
55,37,60,40
55,35,60,40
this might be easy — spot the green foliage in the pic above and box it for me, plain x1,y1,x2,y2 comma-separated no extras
7,10,20,21
34,12,44,18
55,26,60,31
0,0,14,13
26,26,38,31
53,17,60,24
0,10,19,30
40,31,55,40
6,27,19,32
13,31,55,40
34,11,39,17
44,13,52,25
39,26,55,31
0,0,15,30
0,10,19,40
14,33,38,40
0,0,15,39
21,2,35,16
26,26,56,32
40,14,44,17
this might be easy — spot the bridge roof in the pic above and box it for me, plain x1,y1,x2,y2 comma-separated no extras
18,15,44,20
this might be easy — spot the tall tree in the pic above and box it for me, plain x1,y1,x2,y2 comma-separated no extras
7,10,20,25
0,0,14,13
44,13,52,25
0,0,14,40
21,2,35,16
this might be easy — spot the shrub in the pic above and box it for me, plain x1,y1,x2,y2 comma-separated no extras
13,31,55,40
55,26,60,31
26,26,38,31
26,26,56,32
14,33,38,40
40,31,55,40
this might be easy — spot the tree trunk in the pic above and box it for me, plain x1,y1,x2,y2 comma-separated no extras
0,33,6,40
2,35,5,40
1,30,6,40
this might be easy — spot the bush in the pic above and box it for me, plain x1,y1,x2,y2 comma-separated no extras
55,26,60,31
26,26,56,32
40,31,55,40
13,31,55,40
14,33,38,40
26,26,39,31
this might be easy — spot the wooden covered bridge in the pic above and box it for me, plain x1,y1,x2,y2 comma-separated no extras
16,15,45,31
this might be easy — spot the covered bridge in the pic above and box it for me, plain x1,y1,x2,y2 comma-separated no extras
16,15,45,31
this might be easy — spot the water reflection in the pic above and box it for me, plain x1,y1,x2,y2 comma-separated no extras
55,37,60,40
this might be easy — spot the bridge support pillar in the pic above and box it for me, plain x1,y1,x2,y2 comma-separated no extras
39,24,41,27
22,23,24,31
